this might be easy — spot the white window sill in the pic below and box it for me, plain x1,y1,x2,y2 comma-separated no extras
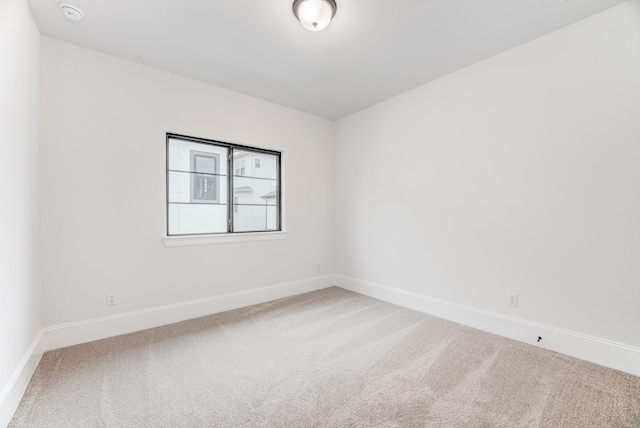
162,231,288,247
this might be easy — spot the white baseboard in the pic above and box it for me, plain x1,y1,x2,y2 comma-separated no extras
0,331,44,428
337,274,640,377
43,274,337,352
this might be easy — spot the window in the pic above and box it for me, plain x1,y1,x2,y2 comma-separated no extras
167,134,281,236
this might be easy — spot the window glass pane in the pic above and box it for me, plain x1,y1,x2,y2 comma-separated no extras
168,138,228,175
233,149,278,179
168,171,227,204
168,203,228,235
234,205,278,232
231,149,280,233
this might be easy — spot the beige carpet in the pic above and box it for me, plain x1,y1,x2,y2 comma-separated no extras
10,287,640,427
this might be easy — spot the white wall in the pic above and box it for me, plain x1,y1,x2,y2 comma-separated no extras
335,1,640,348
0,0,41,419
40,37,335,327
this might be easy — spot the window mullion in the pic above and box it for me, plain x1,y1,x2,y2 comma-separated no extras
228,149,234,233
277,154,282,231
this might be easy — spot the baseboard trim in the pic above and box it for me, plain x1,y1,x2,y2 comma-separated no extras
0,331,44,428
43,274,336,352
337,274,640,376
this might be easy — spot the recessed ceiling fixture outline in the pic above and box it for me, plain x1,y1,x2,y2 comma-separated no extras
59,3,84,23
292,0,337,32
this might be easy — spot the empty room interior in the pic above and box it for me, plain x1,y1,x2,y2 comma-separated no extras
1,0,640,426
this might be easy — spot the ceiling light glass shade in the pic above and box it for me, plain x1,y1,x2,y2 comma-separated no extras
293,0,337,32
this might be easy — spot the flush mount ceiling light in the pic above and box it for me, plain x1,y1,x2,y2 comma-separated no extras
292,0,337,32
59,3,84,23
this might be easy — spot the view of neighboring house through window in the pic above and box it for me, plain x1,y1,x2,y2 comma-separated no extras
167,134,281,236
233,149,279,232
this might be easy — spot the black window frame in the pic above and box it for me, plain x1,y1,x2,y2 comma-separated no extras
166,133,282,236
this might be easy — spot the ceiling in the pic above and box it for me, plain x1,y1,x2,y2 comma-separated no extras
29,0,627,120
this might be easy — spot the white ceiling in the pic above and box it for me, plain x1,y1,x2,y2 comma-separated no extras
29,0,627,120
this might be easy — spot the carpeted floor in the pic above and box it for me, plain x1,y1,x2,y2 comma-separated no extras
10,287,640,427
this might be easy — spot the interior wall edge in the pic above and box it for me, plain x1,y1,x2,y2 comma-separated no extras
336,274,640,377
42,274,338,352
0,331,44,428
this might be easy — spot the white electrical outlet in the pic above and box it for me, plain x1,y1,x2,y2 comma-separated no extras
106,292,117,306
316,263,322,272
507,293,518,307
